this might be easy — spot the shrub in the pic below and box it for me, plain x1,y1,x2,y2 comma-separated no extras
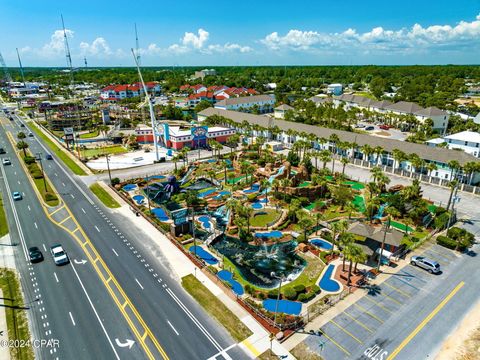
244,284,253,295
283,288,297,300
277,220,290,230
111,177,120,186
257,292,266,300
434,212,450,230
207,266,218,274
32,170,43,179
24,156,35,165
297,293,307,302
436,235,457,250
45,192,58,202
310,285,321,294
293,284,306,293
267,289,278,298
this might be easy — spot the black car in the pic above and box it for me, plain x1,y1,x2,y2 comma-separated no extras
0,148,5,154
29,247,44,263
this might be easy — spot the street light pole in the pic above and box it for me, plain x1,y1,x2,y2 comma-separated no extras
105,154,112,185
377,217,390,271
36,152,47,192
271,272,285,328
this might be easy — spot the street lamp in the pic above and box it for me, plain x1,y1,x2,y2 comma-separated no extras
105,153,112,185
36,152,47,192
376,217,391,271
270,271,286,328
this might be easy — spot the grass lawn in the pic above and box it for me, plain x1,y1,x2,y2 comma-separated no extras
181,274,252,342
226,175,246,184
82,145,127,158
354,91,376,100
298,181,311,188
281,252,324,294
388,220,414,233
291,342,324,360
344,181,365,190
250,208,282,227
29,122,87,176
0,268,35,360
0,193,8,237
258,349,278,360
323,205,347,220
79,129,99,139
33,177,59,207
89,183,121,208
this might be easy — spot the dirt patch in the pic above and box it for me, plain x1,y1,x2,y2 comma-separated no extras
374,130,391,137
291,342,324,360
436,300,480,360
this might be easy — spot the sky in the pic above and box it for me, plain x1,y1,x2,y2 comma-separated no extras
0,0,479,67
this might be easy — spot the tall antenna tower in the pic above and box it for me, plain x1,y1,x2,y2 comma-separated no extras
135,23,141,66
132,48,159,161
61,14,74,85
0,52,12,84
16,48,25,84
84,56,88,68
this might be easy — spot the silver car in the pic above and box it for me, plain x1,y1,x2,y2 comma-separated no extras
410,256,440,274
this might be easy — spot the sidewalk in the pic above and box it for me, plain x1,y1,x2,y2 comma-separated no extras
0,289,11,360
0,235,15,270
111,198,294,359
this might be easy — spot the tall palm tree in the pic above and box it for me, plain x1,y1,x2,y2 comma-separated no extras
446,179,458,212
314,212,324,235
392,149,406,170
340,157,349,176
361,144,374,163
370,166,383,184
426,162,438,178
16,141,29,157
373,146,384,166
447,160,461,181
320,150,331,169
339,232,355,272
260,178,270,203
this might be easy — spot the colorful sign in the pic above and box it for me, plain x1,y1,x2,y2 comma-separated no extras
191,126,208,140
171,208,189,225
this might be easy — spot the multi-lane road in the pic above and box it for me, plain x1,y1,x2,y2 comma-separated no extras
0,109,248,360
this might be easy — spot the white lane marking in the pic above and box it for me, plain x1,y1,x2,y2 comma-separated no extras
54,173,58,177
54,272,59,283
70,263,120,359
69,312,76,326
70,194,75,199
112,248,119,257
62,182,65,187
17,180,20,184
48,165,51,168
134,278,144,290
27,205,31,211
81,208,86,214
14,171,16,175
42,244,47,252
34,222,38,229
94,225,100,232
167,320,179,336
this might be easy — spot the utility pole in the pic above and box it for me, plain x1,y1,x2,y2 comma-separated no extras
447,186,459,230
271,272,285,328
36,153,47,192
145,174,151,213
105,154,112,185
377,217,391,271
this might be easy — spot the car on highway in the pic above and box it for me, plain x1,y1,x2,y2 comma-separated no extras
12,192,22,201
410,256,440,274
365,126,375,131
20,123,25,127
0,148,5,154
29,247,44,263
2,158,11,165
28,132,34,137
45,154,53,160
50,244,69,266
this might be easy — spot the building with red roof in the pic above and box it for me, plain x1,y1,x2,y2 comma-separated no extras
100,82,161,101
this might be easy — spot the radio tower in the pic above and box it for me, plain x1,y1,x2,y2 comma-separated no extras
61,15,74,86
16,48,26,84
84,56,88,68
0,51,12,84
135,23,141,66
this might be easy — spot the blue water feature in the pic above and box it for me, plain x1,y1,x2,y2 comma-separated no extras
374,203,388,219
213,191,230,200
310,238,333,250
254,230,283,239
319,264,341,292
189,246,218,265
268,166,285,184
251,202,263,209
122,184,137,191
258,198,268,203
262,299,302,315
132,195,145,205
198,189,217,198
151,208,169,222
198,215,212,229
144,175,166,181
244,184,260,194
217,270,244,296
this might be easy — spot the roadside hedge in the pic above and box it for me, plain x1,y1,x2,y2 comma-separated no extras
436,235,456,250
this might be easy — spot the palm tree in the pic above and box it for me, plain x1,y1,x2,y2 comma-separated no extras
353,247,367,273
426,162,437,178
361,144,374,163
172,155,181,172
314,212,324,235
392,149,406,170
296,211,314,242
260,178,270,203
463,161,479,185
320,150,331,169
340,157,349,176
447,160,461,181
16,141,29,157
373,146,384,166
339,232,355,272
17,132,26,140
446,179,458,212
370,166,383,184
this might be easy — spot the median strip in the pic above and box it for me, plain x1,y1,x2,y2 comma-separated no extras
89,183,120,208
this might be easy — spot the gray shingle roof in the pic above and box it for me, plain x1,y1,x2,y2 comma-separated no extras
385,101,423,114
198,107,479,165
275,104,294,111
215,94,274,106
414,106,448,117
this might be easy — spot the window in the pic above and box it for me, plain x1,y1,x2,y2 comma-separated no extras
435,171,438,177
465,141,468,145
445,174,448,179
476,143,479,148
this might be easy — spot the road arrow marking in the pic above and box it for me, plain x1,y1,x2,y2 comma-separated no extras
115,338,135,349
74,259,87,265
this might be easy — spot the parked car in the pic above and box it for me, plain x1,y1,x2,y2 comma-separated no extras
365,126,375,131
2,158,11,165
0,148,5,154
355,124,366,128
45,154,53,160
50,244,69,266
20,123,25,127
12,191,22,201
28,132,34,137
410,256,440,274
379,124,391,130
29,247,44,263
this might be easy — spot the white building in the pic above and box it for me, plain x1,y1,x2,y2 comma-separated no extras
427,131,480,158
274,104,294,119
214,94,275,113
327,83,343,96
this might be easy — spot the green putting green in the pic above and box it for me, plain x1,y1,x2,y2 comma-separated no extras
298,181,311,188
226,175,246,184
427,204,437,213
344,181,365,190
388,220,414,233
353,195,366,213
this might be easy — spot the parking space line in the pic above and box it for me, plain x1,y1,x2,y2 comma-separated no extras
426,246,455,259
342,311,374,333
381,292,403,306
401,268,427,283
353,303,384,323
319,329,351,356
421,251,449,264
363,296,394,314
329,320,363,344
390,275,421,291
383,282,412,298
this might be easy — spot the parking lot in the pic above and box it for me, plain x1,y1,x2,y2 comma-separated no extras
304,243,459,359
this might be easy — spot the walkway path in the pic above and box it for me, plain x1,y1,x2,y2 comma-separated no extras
0,289,11,360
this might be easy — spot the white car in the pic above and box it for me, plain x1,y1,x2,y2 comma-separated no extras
2,158,11,165
50,244,69,266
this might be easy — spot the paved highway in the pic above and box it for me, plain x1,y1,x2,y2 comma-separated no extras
0,115,146,359
5,110,248,359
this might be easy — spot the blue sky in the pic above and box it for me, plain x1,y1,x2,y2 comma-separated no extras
1,0,479,66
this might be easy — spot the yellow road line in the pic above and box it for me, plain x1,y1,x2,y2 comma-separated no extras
343,311,374,333
363,296,394,314
329,320,363,344
4,128,169,360
50,206,65,216
142,331,149,341
383,282,412,298
58,216,72,225
319,330,351,356
106,277,112,283
353,303,384,323
387,281,464,360
240,339,261,357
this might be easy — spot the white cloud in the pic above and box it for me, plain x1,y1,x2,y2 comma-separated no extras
80,37,112,56
40,29,74,57
260,14,480,52
182,28,209,49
